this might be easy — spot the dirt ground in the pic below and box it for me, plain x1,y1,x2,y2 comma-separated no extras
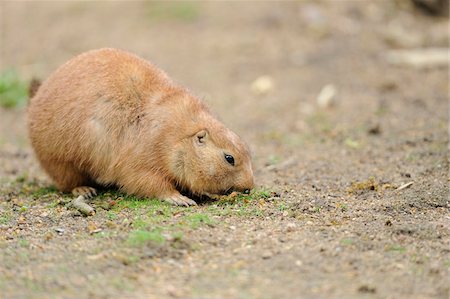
0,1,448,299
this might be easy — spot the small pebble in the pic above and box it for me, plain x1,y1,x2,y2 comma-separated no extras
44,231,54,241
70,211,82,217
286,222,297,232
251,75,275,95
358,285,376,293
262,250,273,259
54,228,65,234
144,250,156,259
39,212,49,218
317,84,337,108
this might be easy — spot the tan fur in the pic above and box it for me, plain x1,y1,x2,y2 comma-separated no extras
28,48,254,205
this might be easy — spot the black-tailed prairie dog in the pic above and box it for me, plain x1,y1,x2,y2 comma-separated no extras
28,48,254,206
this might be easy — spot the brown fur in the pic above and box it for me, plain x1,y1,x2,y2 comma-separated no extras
28,48,254,205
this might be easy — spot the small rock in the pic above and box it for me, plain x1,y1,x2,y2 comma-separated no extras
39,212,49,218
429,262,440,274
385,48,449,69
229,225,236,230
87,222,100,234
44,231,54,241
286,222,297,232
114,253,132,265
379,80,398,92
317,84,337,108
143,250,156,259
229,191,239,198
295,260,303,267
166,284,182,297
54,228,65,234
251,75,275,95
367,123,381,135
382,24,424,48
11,198,24,207
105,221,117,229
69,210,82,217
358,285,376,293
261,250,273,259
17,215,27,224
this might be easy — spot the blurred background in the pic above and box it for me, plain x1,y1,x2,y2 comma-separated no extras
0,0,448,183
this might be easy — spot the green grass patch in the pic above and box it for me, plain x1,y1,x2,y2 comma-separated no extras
187,213,213,229
344,137,360,149
15,173,28,183
112,193,163,210
339,203,348,212
18,238,30,248
32,186,58,197
340,238,354,246
387,244,406,253
132,216,151,230
306,111,332,133
107,211,118,220
0,211,13,225
0,70,28,108
146,2,200,22
127,229,165,247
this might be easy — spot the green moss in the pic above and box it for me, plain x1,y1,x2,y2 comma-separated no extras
107,211,118,220
32,186,58,197
146,2,200,22
306,112,332,133
127,229,165,247
344,137,360,149
0,212,13,225
187,213,213,229
112,193,164,211
340,238,354,245
132,217,151,230
387,244,406,253
18,238,29,248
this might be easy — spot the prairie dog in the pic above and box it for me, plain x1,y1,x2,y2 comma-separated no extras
28,48,254,206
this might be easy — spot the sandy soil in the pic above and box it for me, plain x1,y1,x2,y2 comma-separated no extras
0,2,448,299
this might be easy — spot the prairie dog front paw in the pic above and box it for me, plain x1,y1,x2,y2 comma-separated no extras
163,193,197,207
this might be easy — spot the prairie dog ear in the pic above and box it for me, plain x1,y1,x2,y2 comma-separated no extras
195,130,208,145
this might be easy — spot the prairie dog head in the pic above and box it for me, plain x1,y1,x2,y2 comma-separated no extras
171,124,254,196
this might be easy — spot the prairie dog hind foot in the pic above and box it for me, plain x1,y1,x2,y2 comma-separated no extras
72,186,97,199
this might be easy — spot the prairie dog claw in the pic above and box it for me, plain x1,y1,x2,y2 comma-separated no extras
163,194,197,207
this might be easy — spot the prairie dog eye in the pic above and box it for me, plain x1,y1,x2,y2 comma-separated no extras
224,154,235,166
